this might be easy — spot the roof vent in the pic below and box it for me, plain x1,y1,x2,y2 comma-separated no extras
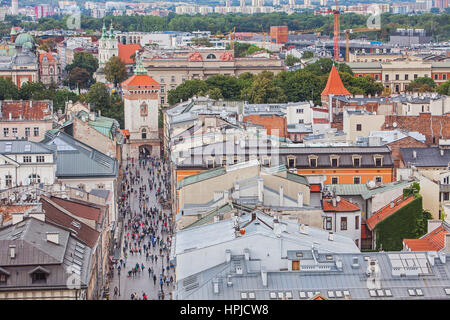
46,232,59,245
299,224,309,235
9,245,16,259
351,256,360,269
227,274,233,287
213,278,219,294
413,150,417,159
328,232,334,241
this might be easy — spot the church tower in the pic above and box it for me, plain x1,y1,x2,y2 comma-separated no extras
121,53,161,158
98,22,118,66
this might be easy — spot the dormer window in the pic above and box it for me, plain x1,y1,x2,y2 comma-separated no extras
352,155,361,167
374,155,383,167
206,157,215,168
330,155,339,168
287,155,296,168
29,266,50,284
309,155,318,168
0,267,10,285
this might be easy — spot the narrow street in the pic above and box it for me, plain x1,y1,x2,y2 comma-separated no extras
109,156,175,300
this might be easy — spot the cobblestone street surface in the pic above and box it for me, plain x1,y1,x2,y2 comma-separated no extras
109,156,174,300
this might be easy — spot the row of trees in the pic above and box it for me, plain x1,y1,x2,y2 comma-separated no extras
168,58,384,105
2,12,449,42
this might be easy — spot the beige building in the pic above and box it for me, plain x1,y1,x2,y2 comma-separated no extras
142,48,284,105
343,110,385,143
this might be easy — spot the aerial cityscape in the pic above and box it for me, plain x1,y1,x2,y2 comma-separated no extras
0,0,449,305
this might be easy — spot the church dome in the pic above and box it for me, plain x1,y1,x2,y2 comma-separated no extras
22,41,33,50
15,33,35,47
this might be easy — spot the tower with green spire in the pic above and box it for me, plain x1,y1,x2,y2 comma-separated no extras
134,51,147,75
109,23,115,40
101,21,107,40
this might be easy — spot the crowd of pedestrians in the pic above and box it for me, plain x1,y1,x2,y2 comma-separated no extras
112,155,173,300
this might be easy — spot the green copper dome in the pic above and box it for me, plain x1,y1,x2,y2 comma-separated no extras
22,41,33,49
15,33,35,47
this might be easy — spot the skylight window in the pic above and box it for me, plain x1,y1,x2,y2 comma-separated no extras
343,290,350,297
328,291,335,298
277,292,284,299
408,289,416,296
299,291,306,299
415,289,423,296
445,288,450,295
335,291,343,298
285,291,293,299
307,291,314,298
369,289,377,297
385,289,392,297
240,292,247,300
376,289,384,297
269,292,276,299
248,292,255,300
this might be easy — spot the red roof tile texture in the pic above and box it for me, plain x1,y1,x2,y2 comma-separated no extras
39,52,56,64
366,195,414,230
322,197,360,212
403,226,449,251
0,100,52,121
243,114,287,138
48,196,104,223
118,43,142,65
122,74,160,87
321,65,351,97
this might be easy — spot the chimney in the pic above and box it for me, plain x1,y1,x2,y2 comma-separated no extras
213,278,219,294
297,192,303,207
244,248,250,261
257,177,264,203
328,231,334,241
332,197,337,207
335,259,343,270
273,217,282,238
11,212,24,225
46,232,59,245
9,112,12,120
225,249,231,263
413,150,417,159
261,266,268,287
251,212,257,221
439,251,446,264
441,149,445,157
9,245,16,259
279,185,284,206
299,224,309,235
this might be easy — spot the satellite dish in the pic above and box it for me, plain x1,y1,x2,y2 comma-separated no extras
21,194,27,201
336,196,341,202
9,194,15,202
393,122,397,128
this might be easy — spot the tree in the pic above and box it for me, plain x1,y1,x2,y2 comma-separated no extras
167,79,209,105
302,51,314,59
19,82,47,100
65,52,98,88
285,54,301,67
205,75,241,100
85,82,112,112
0,78,19,100
104,56,128,88
437,80,450,95
206,87,223,100
66,67,91,93
241,72,286,104
191,37,213,47
405,77,437,92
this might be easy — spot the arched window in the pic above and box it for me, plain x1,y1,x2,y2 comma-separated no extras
141,129,147,139
49,67,54,75
140,102,148,117
206,54,216,59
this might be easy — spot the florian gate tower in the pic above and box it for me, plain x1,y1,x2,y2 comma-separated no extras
121,53,161,159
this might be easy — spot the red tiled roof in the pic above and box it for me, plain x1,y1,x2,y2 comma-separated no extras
48,196,104,223
118,43,142,65
121,129,130,136
321,65,351,97
322,197,360,212
0,100,52,121
366,195,414,230
312,107,329,113
122,74,160,87
0,205,36,224
39,52,56,64
40,197,100,248
403,226,449,252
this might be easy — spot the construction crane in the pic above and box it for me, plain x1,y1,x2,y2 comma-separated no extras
230,27,236,51
344,27,381,62
288,28,323,36
315,0,344,61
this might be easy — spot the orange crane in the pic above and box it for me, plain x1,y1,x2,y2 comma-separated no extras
315,0,344,61
344,27,381,62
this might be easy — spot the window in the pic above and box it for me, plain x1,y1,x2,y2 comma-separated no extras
353,157,360,167
395,74,399,80
375,74,379,80
3,128,8,137
287,156,296,168
161,96,165,105
171,75,175,82
141,129,147,139
414,74,418,79
296,108,304,113
385,74,389,81
160,77,165,83
23,156,32,163
309,157,317,167
12,128,18,137
32,272,47,284
182,76,186,83
444,74,447,80
206,54,216,59
353,177,361,184
324,217,332,230
374,156,383,167
0,273,7,284
25,127,30,137
375,176,382,183
206,158,214,168
340,217,347,231
331,158,338,167
298,119,304,124
160,86,165,93
355,216,359,229
444,193,449,201
28,174,40,184
331,177,339,185
5,175,12,187
356,124,362,131
424,74,428,78
404,74,408,80
36,156,45,163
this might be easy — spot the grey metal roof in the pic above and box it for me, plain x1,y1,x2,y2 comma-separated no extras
0,140,54,155
42,131,118,178
401,147,450,167
175,251,450,300
327,180,413,200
